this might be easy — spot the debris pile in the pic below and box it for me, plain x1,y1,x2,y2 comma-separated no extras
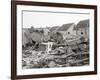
22,36,89,69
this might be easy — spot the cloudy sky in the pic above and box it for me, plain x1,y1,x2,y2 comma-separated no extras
23,10,90,28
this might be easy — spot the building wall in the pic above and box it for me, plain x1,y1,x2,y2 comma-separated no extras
63,24,76,40
76,25,89,38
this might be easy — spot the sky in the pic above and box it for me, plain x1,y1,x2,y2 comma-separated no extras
23,10,90,28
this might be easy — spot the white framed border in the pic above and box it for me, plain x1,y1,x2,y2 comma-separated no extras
17,5,94,75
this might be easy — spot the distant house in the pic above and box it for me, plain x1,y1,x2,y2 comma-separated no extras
75,19,89,38
56,23,76,40
50,26,60,32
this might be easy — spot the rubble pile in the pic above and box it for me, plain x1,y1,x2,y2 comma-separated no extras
22,37,89,69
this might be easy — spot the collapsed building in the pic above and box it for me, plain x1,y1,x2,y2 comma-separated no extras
22,19,90,69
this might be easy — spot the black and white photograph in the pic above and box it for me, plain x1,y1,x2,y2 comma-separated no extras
22,10,90,69
11,1,97,79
